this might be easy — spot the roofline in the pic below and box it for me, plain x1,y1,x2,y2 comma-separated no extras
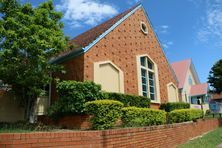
190,60,201,84
49,48,84,64
82,4,142,53
50,4,142,64
140,4,179,86
189,93,208,97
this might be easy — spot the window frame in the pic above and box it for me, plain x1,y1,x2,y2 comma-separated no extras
140,22,148,35
137,55,160,103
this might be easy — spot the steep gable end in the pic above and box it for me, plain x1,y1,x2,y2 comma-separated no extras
51,4,141,64
83,5,179,101
171,59,191,89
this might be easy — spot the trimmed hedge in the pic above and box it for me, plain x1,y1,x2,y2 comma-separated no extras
84,100,123,130
160,102,190,112
100,92,150,108
48,80,101,119
121,107,166,127
168,109,203,123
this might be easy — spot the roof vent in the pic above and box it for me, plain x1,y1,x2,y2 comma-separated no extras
141,22,148,35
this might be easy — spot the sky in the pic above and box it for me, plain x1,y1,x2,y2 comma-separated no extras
22,0,222,83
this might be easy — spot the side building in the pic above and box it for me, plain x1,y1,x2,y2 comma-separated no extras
171,59,209,111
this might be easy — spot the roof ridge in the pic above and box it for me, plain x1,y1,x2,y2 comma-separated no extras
51,4,142,64
70,3,141,49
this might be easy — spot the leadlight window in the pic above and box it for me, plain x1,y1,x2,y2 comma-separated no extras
140,57,156,100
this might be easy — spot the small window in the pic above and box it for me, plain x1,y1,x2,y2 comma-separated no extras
141,22,148,35
188,75,193,85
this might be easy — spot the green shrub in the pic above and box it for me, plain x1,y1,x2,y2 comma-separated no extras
121,107,166,127
100,92,150,108
168,109,203,123
84,100,123,130
160,102,190,112
48,80,101,119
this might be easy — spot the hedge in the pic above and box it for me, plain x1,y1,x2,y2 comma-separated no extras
84,100,123,130
168,109,203,123
121,107,166,127
48,80,101,119
160,102,190,112
100,92,150,108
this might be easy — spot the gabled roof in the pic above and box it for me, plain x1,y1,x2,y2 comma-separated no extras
50,4,142,64
171,59,192,88
190,83,208,96
171,59,201,89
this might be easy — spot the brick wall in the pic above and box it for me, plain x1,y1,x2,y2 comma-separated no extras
83,8,178,103
54,8,178,105
38,115,91,129
1,119,221,148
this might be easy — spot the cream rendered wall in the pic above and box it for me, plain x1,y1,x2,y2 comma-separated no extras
0,91,25,122
181,67,198,102
167,83,179,102
94,61,124,93
35,96,49,115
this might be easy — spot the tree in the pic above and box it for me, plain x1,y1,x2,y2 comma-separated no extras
0,0,67,121
208,59,222,94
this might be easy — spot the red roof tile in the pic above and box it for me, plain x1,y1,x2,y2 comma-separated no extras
171,59,191,88
211,93,222,100
190,83,208,96
68,4,139,52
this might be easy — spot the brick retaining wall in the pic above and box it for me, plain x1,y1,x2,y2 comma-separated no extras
0,119,221,148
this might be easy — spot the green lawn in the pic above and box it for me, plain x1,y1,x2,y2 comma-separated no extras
0,121,54,133
178,127,222,148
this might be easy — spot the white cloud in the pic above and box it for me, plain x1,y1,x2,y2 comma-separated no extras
56,0,118,27
162,41,173,49
156,25,169,34
197,0,222,45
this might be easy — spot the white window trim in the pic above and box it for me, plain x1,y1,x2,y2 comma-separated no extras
136,55,161,103
140,21,148,35
93,61,124,93
167,82,179,102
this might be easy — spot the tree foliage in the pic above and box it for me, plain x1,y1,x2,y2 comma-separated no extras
0,0,67,120
208,59,222,94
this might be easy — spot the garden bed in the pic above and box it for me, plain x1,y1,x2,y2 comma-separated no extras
0,119,221,147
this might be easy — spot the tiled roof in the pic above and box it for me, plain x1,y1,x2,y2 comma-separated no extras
56,4,140,60
171,59,191,88
190,83,208,96
211,93,222,100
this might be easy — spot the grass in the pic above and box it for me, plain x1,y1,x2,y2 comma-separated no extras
178,127,222,148
0,121,55,133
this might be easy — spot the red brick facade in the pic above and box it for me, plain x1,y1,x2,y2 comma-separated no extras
1,119,221,147
53,7,178,105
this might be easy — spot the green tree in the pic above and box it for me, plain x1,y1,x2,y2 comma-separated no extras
0,0,67,121
208,59,222,94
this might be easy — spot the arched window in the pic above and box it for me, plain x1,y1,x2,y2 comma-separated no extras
140,56,156,100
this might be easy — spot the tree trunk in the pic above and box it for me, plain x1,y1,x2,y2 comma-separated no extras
24,95,37,123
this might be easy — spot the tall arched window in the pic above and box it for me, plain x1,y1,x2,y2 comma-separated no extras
140,56,156,100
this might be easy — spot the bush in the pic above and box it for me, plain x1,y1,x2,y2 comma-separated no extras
168,109,203,123
48,80,101,119
84,100,123,130
160,102,190,112
100,92,150,108
121,107,166,127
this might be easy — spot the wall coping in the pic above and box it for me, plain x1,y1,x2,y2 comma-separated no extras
0,118,219,137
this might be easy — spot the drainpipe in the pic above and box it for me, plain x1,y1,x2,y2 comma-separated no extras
49,73,52,107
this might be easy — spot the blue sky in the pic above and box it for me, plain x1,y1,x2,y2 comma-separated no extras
23,0,222,83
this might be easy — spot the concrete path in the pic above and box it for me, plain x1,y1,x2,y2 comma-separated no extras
216,143,222,148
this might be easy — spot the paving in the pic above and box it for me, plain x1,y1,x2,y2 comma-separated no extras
216,144,222,148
